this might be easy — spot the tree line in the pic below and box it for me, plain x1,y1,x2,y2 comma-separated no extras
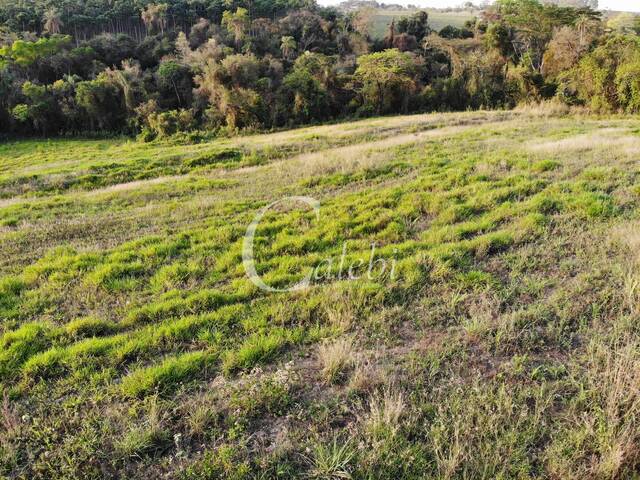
0,0,639,139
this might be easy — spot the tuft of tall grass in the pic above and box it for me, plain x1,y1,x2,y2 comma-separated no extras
318,337,355,384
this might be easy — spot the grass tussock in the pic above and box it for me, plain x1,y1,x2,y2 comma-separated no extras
362,389,406,440
318,337,356,384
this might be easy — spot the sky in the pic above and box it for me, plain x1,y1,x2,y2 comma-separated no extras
316,0,640,12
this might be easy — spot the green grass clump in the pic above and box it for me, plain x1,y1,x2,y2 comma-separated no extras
64,317,120,338
183,147,243,168
0,275,27,318
222,328,305,375
116,424,171,458
532,159,560,173
121,350,214,397
0,323,59,379
124,289,246,326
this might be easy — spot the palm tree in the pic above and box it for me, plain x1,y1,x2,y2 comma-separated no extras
384,19,395,48
141,3,168,36
43,8,63,35
280,36,296,60
104,60,144,112
575,14,590,45
222,8,249,50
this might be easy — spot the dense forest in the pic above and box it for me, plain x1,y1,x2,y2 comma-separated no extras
0,0,639,139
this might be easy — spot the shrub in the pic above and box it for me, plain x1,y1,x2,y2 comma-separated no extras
145,109,196,139
560,35,640,112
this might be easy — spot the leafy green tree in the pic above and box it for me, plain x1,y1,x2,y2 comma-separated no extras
157,60,193,107
281,52,336,123
397,11,431,43
492,0,599,72
141,3,168,35
439,26,474,40
76,76,125,131
0,35,71,68
87,34,137,68
282,67,326,122
616,58,640,113
279,10,329,52
189,17,210,48
355,49,421,115
11,81,59,134
103,59,145,113
560,35,640,112
51,74,84,131
194,54,266,129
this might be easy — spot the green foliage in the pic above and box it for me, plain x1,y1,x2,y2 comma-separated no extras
355,49,420,114
439,25,474,39
0,35,71,67
10,104,29,122
145,109,195,139
396,11,431,41
282,52,340,124
615,58,640,113
0,0,624,137
75,77,125,131
561,35,640,112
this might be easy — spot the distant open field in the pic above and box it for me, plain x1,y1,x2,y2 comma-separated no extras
3,110,640,478
371,8,477,37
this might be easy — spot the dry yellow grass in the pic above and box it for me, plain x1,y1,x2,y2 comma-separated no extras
587,339,640,478
318,337,355,383
362,389,406,440
527,129,638,154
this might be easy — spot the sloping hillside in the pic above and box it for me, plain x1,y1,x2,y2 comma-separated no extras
2,111,640,478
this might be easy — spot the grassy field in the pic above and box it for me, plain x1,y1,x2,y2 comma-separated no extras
2,110,640,478
371,9,476,38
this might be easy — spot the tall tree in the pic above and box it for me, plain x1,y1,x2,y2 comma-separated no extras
384,19,396,48
42,8,63,35
222,8,249,50
103,59,145,112
355,49,420,114
141,3,168,36
281,35,297,60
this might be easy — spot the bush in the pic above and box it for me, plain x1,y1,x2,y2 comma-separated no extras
146,109,196,139
560,35,640,112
